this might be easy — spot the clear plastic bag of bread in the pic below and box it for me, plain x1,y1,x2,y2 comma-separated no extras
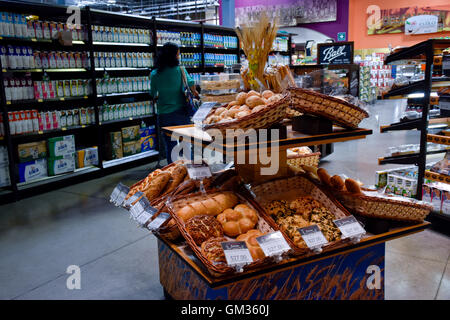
263,64,296,93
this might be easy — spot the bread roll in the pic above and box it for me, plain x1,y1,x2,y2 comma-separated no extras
251,105,266,113
247,90,260,98
236,92,248,105
345,179,363,194
262,90,274,99
228,101,239,108
316,168,331,186
236,110,250,118
330,175,345,190
214,107,227,116
236,229,265,260
216,204,258,237
245,96,265,108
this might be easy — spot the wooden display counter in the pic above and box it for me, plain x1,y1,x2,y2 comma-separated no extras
157,222,429,300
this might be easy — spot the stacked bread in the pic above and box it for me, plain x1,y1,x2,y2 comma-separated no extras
204,90,283,125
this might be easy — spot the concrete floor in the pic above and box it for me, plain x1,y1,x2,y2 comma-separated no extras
0,99,449,300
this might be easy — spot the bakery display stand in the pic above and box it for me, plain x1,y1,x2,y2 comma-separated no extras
380,39,450,230
158,124,430,300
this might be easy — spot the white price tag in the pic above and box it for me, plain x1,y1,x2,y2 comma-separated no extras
333,216,366,239
147,212,171,231
298,225,328,249
124,191,143,208
186,163,212,180
256,231,291,257
221,241,253,267
110,183,129,206
135,211,153,226
130,196,151,219
192,102,217,125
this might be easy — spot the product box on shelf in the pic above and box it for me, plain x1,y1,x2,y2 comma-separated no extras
442,190,450,215
108,131,123,160
0,164,10,187
76,147,98,168
122,140,141,157
431,186,443,213
17,141,47,163
47,135,75,158
47,153,76,176
18,158,48,183
0,146,9,165
121,125,140,143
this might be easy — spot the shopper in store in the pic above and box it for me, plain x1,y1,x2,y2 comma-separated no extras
151,42,199,163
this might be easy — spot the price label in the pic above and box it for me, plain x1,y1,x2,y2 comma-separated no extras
192,102,218,125
60,97,65,101
298,225,328,249
130,196,151,219
221,241,253,267
256,231,291,257
124,191,143,208
110,183,129,206
6,101,11,105
147,212,170,231
333,216,366,239
61,127,67,131
186,162,212,180
38,99,43,102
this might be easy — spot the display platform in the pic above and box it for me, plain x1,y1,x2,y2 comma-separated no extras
157,222,429,300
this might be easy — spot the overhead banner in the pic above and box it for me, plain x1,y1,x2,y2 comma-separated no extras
235,0,337,27
367,5,450,35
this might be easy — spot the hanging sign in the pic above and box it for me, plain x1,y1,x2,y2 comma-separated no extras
405,15,438,35
318,42,354,65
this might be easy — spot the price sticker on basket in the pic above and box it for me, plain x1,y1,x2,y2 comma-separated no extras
123,191,143,209
110,183,130,206
186,162,212,180
221,241,253,268
298,225,328,250
147,212,171,231
256,231,291,257
192,102,218,126
130,196,151,220
333,216,366,240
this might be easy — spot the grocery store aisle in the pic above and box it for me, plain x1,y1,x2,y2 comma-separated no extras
0,99,449,300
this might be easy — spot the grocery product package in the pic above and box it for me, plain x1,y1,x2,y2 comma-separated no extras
76,147,99,168
47,135,75,157
123,140,141,157
48,153,76,176
17,141,47,163
121,125,140,143
18,159,48,183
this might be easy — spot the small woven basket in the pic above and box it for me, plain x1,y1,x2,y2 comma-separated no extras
202,92,290,135
248,175,352,256
288,87,369,129
328,189,432,222
287,152,321,169
166,190,278,277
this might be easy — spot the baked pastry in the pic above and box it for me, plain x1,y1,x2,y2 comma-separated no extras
216,204,259,237
264,200,294,221
330,175,345,191
245,96,265,108
236,92,248,105
289,196,323,221
162,164,187,195
236,229,265,260
143,171,171,201
201,237,227,263
310,207,341,242
185,215,224,246
345,178,363,194
278,215,310,248
317,168,331,186
176,192,239,222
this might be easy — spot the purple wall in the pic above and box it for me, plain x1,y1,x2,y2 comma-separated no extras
228,0,349,41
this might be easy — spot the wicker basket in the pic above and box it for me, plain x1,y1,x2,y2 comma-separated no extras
288,87,369,129
202,92,290,135
287,152,321,169
328,189,432,222
247,175,352,256
166,190,278,277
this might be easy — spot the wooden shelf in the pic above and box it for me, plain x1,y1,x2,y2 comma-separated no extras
427,134,450,146
425,170,450,184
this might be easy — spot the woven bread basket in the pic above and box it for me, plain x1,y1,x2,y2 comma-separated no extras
202,92,290,135
288,87,369,129
166,190,278,277
287,152,321,169
328,189,432,222
248,175,352,256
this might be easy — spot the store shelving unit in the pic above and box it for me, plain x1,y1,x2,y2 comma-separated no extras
380,39,450,229
0,1,246,204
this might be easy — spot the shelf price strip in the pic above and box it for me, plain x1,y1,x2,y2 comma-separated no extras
298,225,328,252
123,191,143,209
146,212,171,231
110,183,130,206
333,216,366,240
221,241,253,271
130,196,151,220
256,231,291,258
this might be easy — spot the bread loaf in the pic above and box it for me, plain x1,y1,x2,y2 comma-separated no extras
216,204,258,237
317,168,331,186
345,178,363,194
143,171,171,201
236,229,265,260
185,215,224,245
330,175,345,190
176,192,239,222
162,164,187,195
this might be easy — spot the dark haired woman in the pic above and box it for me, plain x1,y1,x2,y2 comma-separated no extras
150,42,199,163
